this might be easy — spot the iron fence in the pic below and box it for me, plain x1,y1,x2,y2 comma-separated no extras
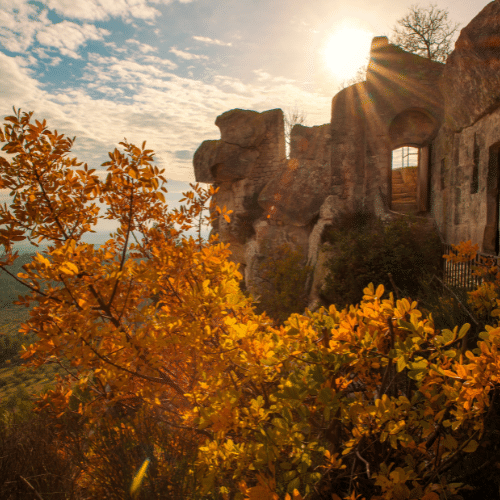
442,243,500,290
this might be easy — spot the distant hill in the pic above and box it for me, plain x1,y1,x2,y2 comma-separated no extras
0,227,213,311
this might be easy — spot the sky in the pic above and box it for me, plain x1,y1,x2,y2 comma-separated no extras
0,0,493,246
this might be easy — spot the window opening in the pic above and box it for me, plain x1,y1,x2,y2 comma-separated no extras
391,146,419,213
471,133,480,194
484,143,500,254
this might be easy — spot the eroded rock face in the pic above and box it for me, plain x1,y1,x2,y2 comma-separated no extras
441,1,500,131
244,218,310,297
256,123,332,227
192,3,500,312
193,108,285,185
193,140,218,183
215,109,269,148
258,158,331,227
193,108,287,273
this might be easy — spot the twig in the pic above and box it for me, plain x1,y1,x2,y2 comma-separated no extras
18,475,44,500
356,451,371,478
433,275,480,327
387,273,400,301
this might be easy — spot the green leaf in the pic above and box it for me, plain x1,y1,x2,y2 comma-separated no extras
458,323,471,340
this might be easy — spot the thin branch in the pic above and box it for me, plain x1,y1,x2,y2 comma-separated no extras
18,475,44,500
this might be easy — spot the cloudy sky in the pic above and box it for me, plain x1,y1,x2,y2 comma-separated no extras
0,0,492,244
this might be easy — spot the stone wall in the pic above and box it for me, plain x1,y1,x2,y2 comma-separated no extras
430,0,500,253
193,1,500,309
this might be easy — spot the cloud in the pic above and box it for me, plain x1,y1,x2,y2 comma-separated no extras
126,39,157,53
40,0,198,22
41,0,162,22
1,50,330,184
104,41,129,54
169,47,209,61
192,36,232,47
0,2,49,52
141,55,178,69
36,21,110,59
48,56,62,66
0,52,44,106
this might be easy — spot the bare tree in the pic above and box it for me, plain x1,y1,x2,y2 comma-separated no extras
284,106,307,156
391,4,460,63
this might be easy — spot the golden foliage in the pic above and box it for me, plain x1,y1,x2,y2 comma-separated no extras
2,110,500,499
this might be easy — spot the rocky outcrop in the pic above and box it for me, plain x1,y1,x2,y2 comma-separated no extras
194,108,287,273
258,124,332,227
441,1,500,132
193,3,500,311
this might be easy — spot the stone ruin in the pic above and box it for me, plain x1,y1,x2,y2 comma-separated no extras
193,1,500,309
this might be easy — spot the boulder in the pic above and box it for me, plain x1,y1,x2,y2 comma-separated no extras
215,108,272,148
211,142,260,182
259,124,331,226
258,157,331,227
193,140,260,183
441,1,500,131
193,140,218,183
290,123,331,163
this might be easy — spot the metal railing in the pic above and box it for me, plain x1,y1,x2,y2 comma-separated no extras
442,243,500,290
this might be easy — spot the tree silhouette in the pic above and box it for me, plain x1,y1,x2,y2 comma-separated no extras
391,3,460,63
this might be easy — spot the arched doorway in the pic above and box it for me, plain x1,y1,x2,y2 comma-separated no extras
388,109,438,214
391,146,419,213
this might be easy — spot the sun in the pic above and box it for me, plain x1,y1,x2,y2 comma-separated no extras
324,26,374,82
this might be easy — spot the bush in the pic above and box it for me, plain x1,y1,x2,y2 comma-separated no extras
252,243,313,325
321,211,443,308
0,405,79,499
4,110,500,499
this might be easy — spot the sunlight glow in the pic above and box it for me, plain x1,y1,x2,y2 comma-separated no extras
324,26,374,82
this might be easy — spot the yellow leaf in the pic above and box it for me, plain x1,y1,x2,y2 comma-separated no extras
456,364,467,379
59,266,72,275
130,458,150,498
463,439,479,453
65,262,79,274
421,493,440,500
442,370,461,379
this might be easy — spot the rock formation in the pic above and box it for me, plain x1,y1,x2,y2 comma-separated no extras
193,1,500,309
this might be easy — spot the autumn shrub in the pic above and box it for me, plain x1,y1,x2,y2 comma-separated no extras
252,242,313,325
3,109,500,500
321,211,442,308
447,241,500,327
60,402,203,499
0,334,21,365
192,284,500,499
0,405,79,499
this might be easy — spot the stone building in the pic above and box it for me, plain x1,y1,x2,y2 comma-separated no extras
193,1,500,308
